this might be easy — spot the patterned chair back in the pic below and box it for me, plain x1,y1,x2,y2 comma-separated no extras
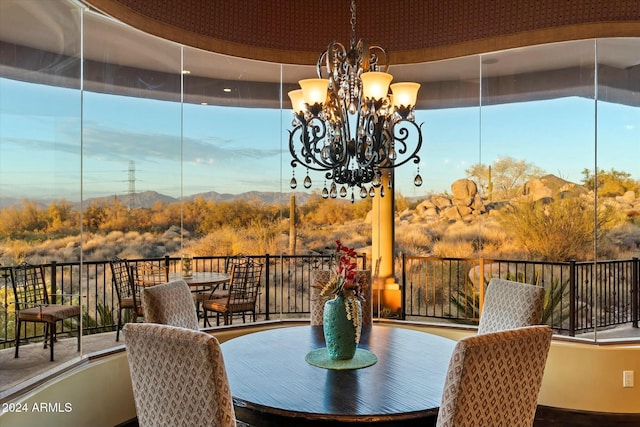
124,323,236,427
477,278,545,335
11,263,50,307
142,279,200,330
226,260,263,314
110,258,135,301
135,261,169,288
437,325,552,427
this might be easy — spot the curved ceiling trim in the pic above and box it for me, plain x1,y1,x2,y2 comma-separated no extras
84,0,640,65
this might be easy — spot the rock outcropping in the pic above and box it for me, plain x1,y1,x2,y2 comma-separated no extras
404,175,639,225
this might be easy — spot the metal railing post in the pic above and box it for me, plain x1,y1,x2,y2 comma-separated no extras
632,257,638,328
569,259,576,336
50,261,57,304
265,253,270,321
478,258,485,319
400,252,406,320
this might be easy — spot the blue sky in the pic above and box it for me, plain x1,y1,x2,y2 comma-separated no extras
1,78,638,202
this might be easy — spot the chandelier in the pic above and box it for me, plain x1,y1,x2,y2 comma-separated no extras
288,0,423,201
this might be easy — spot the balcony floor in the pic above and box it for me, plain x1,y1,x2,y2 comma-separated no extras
2,323,639,398
1,331,122,396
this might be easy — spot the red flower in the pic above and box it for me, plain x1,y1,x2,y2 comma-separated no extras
322,240,364,300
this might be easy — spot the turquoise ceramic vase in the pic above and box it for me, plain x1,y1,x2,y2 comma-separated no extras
323,294,362,360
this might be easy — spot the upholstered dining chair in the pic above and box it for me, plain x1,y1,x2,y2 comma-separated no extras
10,262,81,361
141,279,200,330
123,323,237,427
109,257,142,341
477,278,546,335
202,259,263,326
310,269,372,326
436,325,553,427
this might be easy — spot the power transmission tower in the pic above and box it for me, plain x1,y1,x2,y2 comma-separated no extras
127,160,138,209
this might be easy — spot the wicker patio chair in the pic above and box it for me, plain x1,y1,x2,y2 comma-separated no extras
477,278,546,335
141,279,199,330
437,325,553,427
109,257,142,341
202,259,263,326
123,323,236,427
10,262,80,361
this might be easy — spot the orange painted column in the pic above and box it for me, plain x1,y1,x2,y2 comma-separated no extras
371,172,401,317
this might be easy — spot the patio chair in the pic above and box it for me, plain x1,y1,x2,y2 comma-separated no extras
310,269,372,326
477,278,546,334
193,255,245,319
123,323,236,427
109,258,142,341
10,262,80,362
134,261,168,288
141,279,199,330
202,259,263,326
436,325,553,427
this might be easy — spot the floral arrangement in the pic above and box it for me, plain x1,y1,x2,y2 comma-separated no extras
317,240,365,342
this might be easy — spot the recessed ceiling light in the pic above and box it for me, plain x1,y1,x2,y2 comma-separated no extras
223,88,232,93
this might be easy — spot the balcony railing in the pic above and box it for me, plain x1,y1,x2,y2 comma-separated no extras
1,255,638,348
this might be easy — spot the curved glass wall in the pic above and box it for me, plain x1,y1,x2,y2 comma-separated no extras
0,0,638,391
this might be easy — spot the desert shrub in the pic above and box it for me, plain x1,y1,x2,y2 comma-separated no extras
105,230,125,242
199,199,281,232
1,239,33,264
497,197,622,261
396,223,433,255
300,194,369,225
186,220,282,257
581,168,639,197
432,239,475,258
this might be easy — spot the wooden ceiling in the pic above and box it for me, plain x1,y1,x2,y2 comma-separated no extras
85,0,640,65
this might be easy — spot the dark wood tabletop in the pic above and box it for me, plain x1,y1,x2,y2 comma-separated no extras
221,324,456,427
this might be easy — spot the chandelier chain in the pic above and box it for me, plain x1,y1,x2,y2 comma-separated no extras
350,0,357,48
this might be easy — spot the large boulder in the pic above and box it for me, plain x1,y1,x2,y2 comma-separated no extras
431,195,452,209
442,206,462,221
521,178,554,201
451,179,477,200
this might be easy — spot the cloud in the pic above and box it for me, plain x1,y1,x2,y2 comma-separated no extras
80,121,281,164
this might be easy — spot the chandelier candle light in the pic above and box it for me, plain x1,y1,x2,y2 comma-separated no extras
288,0,423,202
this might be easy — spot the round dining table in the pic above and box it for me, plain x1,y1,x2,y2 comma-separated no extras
221,324,456,427
169,271,230,290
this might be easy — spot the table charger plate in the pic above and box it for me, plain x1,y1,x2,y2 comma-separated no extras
305,347,377,370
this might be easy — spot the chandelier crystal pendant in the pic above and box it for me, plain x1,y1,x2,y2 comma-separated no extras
288,0,423,201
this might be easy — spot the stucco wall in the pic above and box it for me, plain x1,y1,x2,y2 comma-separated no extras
1,321,639,427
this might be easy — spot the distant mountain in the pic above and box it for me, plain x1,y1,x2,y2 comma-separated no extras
0,196,50,210
187,191,312,205
1,190,315,210
76,190,313,209
80,191,178,209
